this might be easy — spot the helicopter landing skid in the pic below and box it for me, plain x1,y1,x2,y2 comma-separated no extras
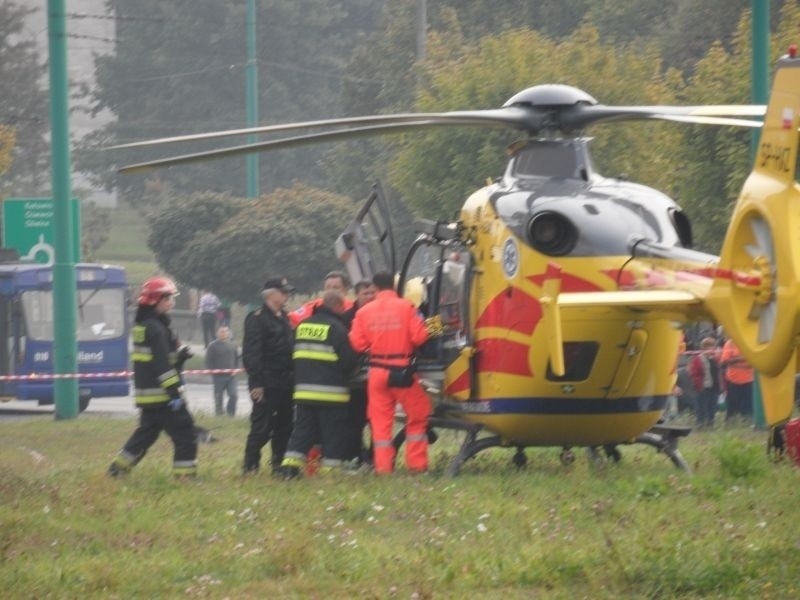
627,423,692,473
393,417,692,475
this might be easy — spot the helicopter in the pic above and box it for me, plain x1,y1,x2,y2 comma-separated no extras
116,49,800,475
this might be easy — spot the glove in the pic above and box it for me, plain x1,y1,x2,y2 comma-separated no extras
167,397,184,411
175,344,194,370
167,386,187,411
424,315,444,338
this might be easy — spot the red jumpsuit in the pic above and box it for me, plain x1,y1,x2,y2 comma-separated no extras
349,289,430,473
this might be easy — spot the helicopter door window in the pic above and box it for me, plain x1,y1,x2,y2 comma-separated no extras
401,240,442,317
438,253,468,347
545,341,598,381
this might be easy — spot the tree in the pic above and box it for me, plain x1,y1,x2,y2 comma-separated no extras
0,126,15,176
0,1,49,195
78,200,112,262
78,0,384,208
676,2,800,252
388,26,686,218
146,183,355,303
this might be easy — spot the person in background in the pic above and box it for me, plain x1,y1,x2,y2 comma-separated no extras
241,277,296,475
279,291,357,478
108,277,196,478
720,337,754,421
205,325,239,417
688,337,721,429
349,271,439,474
288,270,354,327
198,289,221,347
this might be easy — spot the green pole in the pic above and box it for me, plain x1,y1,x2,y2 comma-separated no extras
751,0,769,429
245,0,260,198
47,0,79,419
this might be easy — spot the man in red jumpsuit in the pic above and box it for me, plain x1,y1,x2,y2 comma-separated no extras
349,271,432,474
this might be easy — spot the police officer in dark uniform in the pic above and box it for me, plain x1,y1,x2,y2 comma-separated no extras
242,276,296,474
108,277,197,478
279,290,358,477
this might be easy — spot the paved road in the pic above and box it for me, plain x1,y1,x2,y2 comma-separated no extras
0,379,252,420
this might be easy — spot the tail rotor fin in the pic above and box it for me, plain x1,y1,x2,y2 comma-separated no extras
707,51,800,391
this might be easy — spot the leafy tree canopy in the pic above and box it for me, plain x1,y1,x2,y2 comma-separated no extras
147,183,355,303
0,0,48,195
78,0,384,208
675,2,800,252
389,26,685,218
0,126,15,176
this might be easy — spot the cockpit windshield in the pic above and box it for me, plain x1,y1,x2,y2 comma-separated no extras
512,141,584,179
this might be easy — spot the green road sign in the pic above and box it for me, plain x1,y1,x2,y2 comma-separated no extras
2,197,81,263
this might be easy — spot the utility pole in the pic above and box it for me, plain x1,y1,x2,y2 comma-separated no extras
416,0,427,61
47,0,79,419
246,0,260,198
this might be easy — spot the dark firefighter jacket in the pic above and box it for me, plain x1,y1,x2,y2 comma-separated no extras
242,305,294,390
131,310,182,406
293,305,357,405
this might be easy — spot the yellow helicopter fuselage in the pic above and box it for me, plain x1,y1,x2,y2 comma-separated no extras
440,184,685,446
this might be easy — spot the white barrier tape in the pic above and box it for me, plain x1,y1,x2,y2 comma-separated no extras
0,368,246,382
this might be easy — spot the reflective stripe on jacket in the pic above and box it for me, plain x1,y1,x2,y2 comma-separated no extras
132,313,180,406
292,307,357,405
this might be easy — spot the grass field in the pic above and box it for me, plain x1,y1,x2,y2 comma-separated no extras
2,414,799,598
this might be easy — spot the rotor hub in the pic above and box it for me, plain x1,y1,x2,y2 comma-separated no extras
749,254,775,307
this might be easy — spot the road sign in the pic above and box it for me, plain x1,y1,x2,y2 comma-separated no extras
2,197,81,263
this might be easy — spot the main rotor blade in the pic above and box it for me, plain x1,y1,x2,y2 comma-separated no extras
109,107,540,150
118,117,523,174
655,115,762,127
559,104,766,130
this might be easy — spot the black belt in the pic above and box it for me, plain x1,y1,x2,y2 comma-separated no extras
369,362,412,370
370,353,411,359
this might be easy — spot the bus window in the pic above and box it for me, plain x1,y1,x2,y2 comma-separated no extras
21,288,126,341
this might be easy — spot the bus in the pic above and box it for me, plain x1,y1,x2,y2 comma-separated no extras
0,261,130,411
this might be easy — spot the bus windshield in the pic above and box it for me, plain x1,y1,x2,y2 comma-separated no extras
21,289,126,341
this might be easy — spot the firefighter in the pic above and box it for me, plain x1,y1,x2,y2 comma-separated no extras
349,271,439,474
279,290,358,477
288,270,354,327
108,277,197,478
241,276,296,474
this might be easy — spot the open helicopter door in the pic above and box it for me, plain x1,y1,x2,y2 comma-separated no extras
335,181,396,285
398,222,474,398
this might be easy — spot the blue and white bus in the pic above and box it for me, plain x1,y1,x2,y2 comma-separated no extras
0,262,130,411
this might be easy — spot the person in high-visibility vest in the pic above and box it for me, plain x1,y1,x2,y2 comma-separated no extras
108,277,197,478
720,338,754,420
349,272,439,474
279,290,357,477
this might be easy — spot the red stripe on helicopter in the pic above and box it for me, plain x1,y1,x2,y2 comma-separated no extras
445,369,470,396
475,338,532,377
604,267,760,289
475,288,542,335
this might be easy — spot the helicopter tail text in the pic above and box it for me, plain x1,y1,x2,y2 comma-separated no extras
707,49,800,425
